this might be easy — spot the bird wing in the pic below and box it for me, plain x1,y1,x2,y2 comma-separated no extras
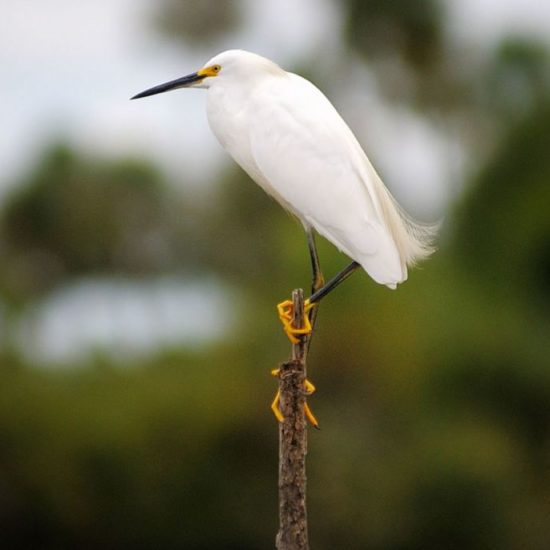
249,73,406,287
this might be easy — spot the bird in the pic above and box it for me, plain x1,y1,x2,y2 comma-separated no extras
132,49,437,425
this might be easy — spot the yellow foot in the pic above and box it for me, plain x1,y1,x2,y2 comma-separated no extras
277,299,316,344
270,369,320,429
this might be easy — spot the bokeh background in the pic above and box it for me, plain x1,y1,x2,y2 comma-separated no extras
2,1,550,548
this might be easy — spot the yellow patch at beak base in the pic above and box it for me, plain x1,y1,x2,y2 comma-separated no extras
197,65,221,78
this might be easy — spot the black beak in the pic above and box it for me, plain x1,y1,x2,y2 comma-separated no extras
131,72,204,100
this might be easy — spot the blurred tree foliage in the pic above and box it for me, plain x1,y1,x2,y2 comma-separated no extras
1,2,550,549
0,145,176,305
153,0,242,46
454,100,550,306
345,0,443,71
484,38,550,120
342,0,473,114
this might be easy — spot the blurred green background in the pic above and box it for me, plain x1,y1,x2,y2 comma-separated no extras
2,1,550,548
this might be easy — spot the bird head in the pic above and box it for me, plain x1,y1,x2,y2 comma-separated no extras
131,50,283,100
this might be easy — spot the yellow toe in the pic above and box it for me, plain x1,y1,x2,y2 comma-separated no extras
271,390,284,423
304,402,320,429
276,298,316,344
304,379,316,395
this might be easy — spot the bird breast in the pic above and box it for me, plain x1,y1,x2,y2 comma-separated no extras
205,79,296,211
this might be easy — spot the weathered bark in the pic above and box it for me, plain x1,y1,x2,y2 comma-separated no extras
275,289,309,550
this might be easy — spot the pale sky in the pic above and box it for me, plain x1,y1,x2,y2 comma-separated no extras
0,0,339,199
0,0,550,207
2,0,549,205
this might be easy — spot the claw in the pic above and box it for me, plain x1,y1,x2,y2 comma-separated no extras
304,402,320,429
277,299,316,344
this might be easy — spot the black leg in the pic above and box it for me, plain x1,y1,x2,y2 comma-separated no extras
309,261,360,304
305,229,324,353
306,228,325,295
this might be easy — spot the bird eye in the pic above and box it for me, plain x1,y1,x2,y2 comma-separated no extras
212,65,221,73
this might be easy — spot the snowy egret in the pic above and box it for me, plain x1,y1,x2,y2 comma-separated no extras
132,49,435,295
132,50,437,424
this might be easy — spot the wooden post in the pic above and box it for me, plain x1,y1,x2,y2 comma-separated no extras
275,289,309,550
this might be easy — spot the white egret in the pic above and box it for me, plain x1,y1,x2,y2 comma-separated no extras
132,50,437,424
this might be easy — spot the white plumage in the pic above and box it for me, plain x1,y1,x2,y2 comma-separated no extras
135,49,437,289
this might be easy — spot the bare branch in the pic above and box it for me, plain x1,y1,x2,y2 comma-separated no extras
275,288,310,550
